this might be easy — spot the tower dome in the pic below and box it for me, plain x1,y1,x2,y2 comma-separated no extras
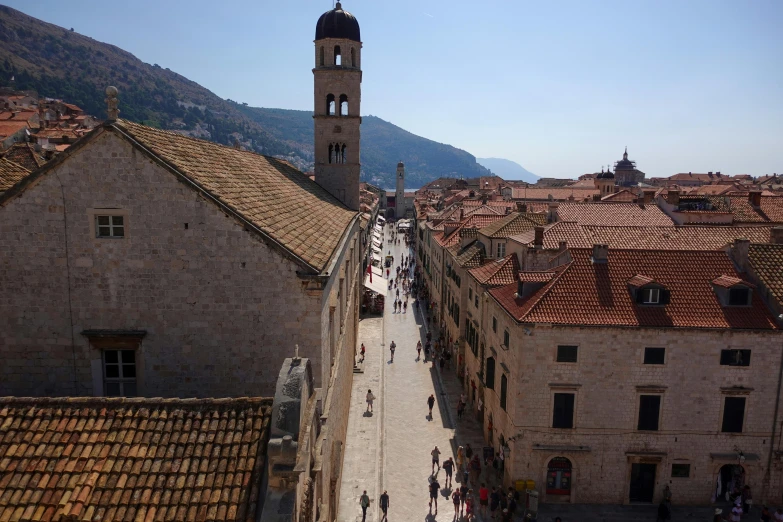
315,2,361,42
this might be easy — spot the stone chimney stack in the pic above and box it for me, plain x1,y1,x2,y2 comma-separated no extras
668,189,680,206
732,238,750,271
771,227,783,245
547,202,559,223
516,201,527,213
643,190,656,205
591,244,608,264
748,190,762,208
533,226,544,247
105,86,119,121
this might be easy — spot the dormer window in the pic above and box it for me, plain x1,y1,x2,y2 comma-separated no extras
641,288,660,304
711,275,754,307
628,275,669,306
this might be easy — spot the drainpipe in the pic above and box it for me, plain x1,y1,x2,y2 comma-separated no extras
764,342,783,503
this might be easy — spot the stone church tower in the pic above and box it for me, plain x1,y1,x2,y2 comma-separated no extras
395,161,405,218
313,2,362,211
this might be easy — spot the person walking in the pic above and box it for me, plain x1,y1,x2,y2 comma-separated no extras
379,490,389,521
359,343,365,363
451,488,462,519
431,445,441,474
457,399,465,420
459,482,469,514
389,341,396,362
366,389,376,412
429,477,440,513
359,491,370,522
731,501,743,522
427,394,436,418
465,489,475,521
416,340,422,360
490,486,501,519
469,454,481,485
456,446,465,473
443,457,454,487
403,300,407,313
478,483,489,518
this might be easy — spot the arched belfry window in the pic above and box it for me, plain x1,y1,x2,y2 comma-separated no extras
334,45,341,66
339,94,348,116
351,48,356,67
326,94,335,116
319,46,325,66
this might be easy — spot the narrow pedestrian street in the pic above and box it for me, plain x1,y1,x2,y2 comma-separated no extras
338,226,489,522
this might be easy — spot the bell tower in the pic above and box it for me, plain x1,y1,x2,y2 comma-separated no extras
313,2,362,211
395,162,405,219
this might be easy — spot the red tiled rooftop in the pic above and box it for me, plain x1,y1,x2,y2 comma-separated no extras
0,396,272,522
468,254,519,287
748,244,783,307
712,275,753,288
489,248,777,329
556,202,675,227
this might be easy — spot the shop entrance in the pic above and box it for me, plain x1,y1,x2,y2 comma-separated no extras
629,463,656,503
715,464,745,502
546,457,572,499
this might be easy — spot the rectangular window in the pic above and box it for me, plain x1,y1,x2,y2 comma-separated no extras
469,288,473,300
475,295,479,308
722,397,746,433
552,393,574,429
644,347,666,365
497,243,506,258
500,374,508,410
671,464,690,478
96,215,124,238
492,317,497,333
556,345,578,363
103,349,137,396
641,287,660,304
728,287,750,306
503,330,510,348
637,395,661,431
486,357,495,389
720,349,751,367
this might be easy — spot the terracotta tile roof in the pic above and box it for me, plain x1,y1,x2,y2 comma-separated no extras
35,128,80,140
489,248,777,329
601,189,637,202
114,120,356,272
0,158,30,191
462,204,504,216
0,121,29,138
748,244,783,307
669,172,728,182
452,243,484,268
509,222,590,249
1,143,47,171
511,187,599,201
479,212,547,238
436,214,506,247
468,254,519,287
0,396,272,522
726,195,783,224
557,202,675,227
518,271,555,283
711,275,753,288
627,274,655,287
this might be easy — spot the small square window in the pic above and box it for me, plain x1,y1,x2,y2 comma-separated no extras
728,287,750,306
641,288,660,304
671,464,690,478
96,214,125,238
644,347,666,365
720,349,751,367
556,345,578,363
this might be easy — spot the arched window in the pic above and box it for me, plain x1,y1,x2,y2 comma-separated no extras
319,46,325,66
328,144,334,164
546,458,572,496
351,48,356,67
339,94,348,116
334,45,341,66
341,144,346,164
326,94,335,116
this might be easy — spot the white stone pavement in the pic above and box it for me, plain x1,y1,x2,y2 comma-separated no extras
338,233,493,522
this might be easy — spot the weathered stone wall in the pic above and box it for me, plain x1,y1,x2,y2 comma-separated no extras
0,131,334,398
471,306,783,505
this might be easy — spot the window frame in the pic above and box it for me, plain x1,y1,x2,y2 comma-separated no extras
643,347,666,365
87,208,129,239
102,349,138,397
503,330,510,348
556,345,578,363
720,349,751,367
721,396,746,433
500,373,508,411
636,394,662,431
552,392,575,429
486,357,496,390
492,316,497,333
671,463,691,478
728,287,751,306
496,242,506,258
641,287,660,304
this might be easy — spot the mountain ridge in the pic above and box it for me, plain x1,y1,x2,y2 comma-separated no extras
477,157,538,183
0,5,489,189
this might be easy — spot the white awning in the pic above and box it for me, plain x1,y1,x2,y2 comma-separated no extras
372,245,382,255
363,272,387,295
373,231,382,240
372,239,382,248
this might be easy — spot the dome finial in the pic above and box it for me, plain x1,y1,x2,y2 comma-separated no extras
623,146,628,160
335,1,342,9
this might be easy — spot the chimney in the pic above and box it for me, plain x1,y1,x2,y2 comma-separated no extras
748,190,762,207
547,202,559,223
592,194,601,202
668,189,680,206
591,243,608,264
643,190,656,204
732,238,750,271
558,240,567,252
771,227,783,245
105,86,119,121
459,208,464,220
481,194,488,205
533,226,544,247
515,201,527,213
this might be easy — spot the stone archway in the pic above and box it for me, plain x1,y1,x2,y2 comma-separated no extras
544,456,574,503
385,208,395,220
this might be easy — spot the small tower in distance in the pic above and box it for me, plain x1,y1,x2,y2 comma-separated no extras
313,2,362,210
395,162,405,219
594,166,615,197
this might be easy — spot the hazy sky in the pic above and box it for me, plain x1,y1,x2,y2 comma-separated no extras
6,0,782,178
